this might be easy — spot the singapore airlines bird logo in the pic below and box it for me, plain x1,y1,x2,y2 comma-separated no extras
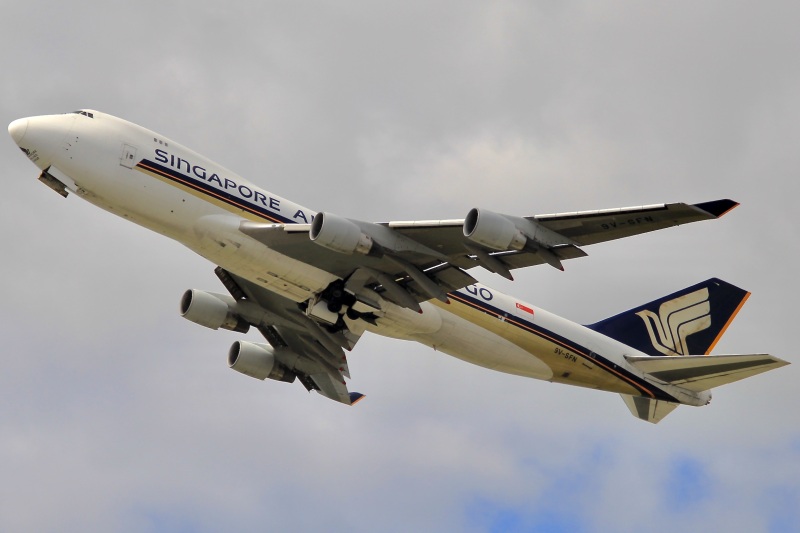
636,288,711,356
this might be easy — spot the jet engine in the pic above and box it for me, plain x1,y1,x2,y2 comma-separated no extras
180,289,249,333
228,341,295,382
463,208,527,251
310,212,374,255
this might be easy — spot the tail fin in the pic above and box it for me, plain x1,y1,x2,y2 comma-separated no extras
586,278,749,357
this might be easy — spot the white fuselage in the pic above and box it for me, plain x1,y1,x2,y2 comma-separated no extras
10,110,707,405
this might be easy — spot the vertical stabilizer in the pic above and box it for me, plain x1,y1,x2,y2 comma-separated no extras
586,279,749,357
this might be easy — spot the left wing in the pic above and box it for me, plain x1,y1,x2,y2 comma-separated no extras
214,267,365,405
239,199,737,312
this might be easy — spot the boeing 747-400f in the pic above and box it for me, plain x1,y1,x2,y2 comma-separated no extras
8,110,788,423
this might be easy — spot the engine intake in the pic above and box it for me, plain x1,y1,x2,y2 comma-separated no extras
180,290,249,333
228,341,295,383
463,208,527,251
310,212,373,255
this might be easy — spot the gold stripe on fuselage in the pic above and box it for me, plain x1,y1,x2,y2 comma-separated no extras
441,294,648,397
136,161,281,224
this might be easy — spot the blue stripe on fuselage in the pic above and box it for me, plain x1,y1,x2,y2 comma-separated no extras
136,158,297,224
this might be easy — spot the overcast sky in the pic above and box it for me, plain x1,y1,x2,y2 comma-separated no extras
2,1,799,532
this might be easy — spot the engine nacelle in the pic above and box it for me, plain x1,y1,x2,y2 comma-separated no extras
310,212,374,255
180,290,249,333
228,341,295,382
463,208,527,251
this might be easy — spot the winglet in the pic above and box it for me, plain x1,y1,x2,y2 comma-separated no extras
693,199,739,218
349,392,366,405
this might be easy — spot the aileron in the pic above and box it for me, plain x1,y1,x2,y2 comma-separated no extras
533,200,738,246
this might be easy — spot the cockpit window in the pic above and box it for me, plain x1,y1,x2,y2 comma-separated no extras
71,110,94,118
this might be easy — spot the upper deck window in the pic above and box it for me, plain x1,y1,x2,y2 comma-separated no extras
71,110,94,118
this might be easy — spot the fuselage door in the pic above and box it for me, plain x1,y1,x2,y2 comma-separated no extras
120,143,137,169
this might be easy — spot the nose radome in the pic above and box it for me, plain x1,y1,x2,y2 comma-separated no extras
8,118,28,144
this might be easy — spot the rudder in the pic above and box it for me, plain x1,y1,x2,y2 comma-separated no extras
586,278,749,357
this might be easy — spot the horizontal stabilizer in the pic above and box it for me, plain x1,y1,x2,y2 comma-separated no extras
626,353,790,392
620,394,679,424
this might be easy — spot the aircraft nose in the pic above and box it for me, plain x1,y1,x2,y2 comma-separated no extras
9,114,77,171
8,118,28,144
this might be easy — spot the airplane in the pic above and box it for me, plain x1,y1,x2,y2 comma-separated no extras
8,109,788,423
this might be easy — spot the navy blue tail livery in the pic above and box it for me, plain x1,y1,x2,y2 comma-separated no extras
587,279,749,357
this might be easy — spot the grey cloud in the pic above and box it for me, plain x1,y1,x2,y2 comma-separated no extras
1,1,798,531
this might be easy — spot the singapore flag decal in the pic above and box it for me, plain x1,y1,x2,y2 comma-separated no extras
516,302,534,315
